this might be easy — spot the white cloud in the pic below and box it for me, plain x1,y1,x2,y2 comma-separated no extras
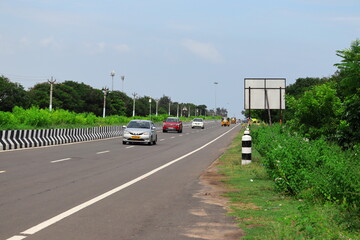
114,44,130,53
181,39,223,63
333,17,360,22
39,37,62,49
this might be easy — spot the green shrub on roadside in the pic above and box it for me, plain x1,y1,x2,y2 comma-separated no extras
252,124,360,211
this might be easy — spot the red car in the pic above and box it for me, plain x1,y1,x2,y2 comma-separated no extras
163,117,183,133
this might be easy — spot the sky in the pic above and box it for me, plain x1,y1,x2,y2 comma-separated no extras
1,0,359,118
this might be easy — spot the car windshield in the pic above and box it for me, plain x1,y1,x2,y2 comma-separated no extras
193,118,203,122
166,118,179,123
127,121,150,129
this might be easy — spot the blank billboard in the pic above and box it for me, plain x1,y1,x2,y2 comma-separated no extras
244,78,286,110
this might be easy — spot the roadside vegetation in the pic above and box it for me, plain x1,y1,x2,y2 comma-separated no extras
219,126,359,239
0,106,218,130
219,39,360,239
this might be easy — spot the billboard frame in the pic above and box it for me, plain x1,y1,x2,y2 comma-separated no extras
244,78,286,124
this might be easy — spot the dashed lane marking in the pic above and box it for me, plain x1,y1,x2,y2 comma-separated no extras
126,146,135,149
0,170,6,174
96,150,110,154
50,158,72,163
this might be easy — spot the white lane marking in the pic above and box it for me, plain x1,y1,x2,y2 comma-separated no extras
186,133,190,135
171,136,175,139
159,139,165,141
0,170,6,174
12,125,239,238
7,236,27,240
50,158,72,163
179,135,183,137
126,146,135,149
96,150,110,154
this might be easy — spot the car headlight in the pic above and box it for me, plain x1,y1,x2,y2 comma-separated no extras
123,130,130,135
143,132,150,136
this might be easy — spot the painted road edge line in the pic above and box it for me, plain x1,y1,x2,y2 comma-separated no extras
8,125,240,239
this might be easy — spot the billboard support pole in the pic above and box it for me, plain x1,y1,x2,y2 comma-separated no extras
280,87,283,125
265,89,272,126
248,86,251,123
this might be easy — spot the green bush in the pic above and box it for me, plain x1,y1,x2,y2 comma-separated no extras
252,124,360,210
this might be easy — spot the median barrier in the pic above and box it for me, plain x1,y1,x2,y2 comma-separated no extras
0,126,123,151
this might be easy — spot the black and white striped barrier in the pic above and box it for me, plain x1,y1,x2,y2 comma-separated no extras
242,128,251,165
0,126,123,151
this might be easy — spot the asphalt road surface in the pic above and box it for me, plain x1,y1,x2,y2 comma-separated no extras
0,121,241,240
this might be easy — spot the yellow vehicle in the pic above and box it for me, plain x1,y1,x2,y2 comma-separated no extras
231,117,236,124
221,117,230,127
250,118,262,125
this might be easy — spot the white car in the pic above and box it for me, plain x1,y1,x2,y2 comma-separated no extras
122,120,157,145
191,118,205,129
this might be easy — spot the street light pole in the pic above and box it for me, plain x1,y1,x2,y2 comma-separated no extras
102,87,109,118
168,102,171,115
121,75,125,92
48,77,56,111
155,99,159,116
214,82,218,116
110,71,115,91
149,98,152,120
132,92,137,117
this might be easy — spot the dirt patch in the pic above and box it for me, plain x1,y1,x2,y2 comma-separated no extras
182,160,245,240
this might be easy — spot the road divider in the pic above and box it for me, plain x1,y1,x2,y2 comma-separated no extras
0,126,122,152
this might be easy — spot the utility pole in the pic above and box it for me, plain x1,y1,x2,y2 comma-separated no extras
48,77,56,111
132,92,137,117
102,87,109,118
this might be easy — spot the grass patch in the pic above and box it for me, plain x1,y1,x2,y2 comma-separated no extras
218,129,359,239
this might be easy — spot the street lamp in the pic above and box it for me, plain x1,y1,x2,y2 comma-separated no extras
168,101,171,115
110,70,115,91
102,87,109,118
214,82,218,116
132,92,137,117
155,99,159,116
121,75,125,92
149,98,152,120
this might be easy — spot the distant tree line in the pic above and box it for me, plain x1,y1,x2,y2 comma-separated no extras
244,39,360,149
0,78,216,118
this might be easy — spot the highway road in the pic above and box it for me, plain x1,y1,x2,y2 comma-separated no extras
0,121,242,240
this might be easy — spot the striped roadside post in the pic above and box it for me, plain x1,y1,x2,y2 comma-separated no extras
242,128,252,165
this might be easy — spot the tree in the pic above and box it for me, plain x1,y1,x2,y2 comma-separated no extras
287,83,342,140
334,39,360,98
334,39,360,148
286,77,329,99
0,76,30,111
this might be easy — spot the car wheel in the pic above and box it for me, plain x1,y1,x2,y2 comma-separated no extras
202,126,204,129
153,136,157,145
163,129,167,133
122,141,126,145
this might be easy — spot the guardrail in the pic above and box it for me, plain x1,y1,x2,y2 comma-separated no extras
0,126,122,151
